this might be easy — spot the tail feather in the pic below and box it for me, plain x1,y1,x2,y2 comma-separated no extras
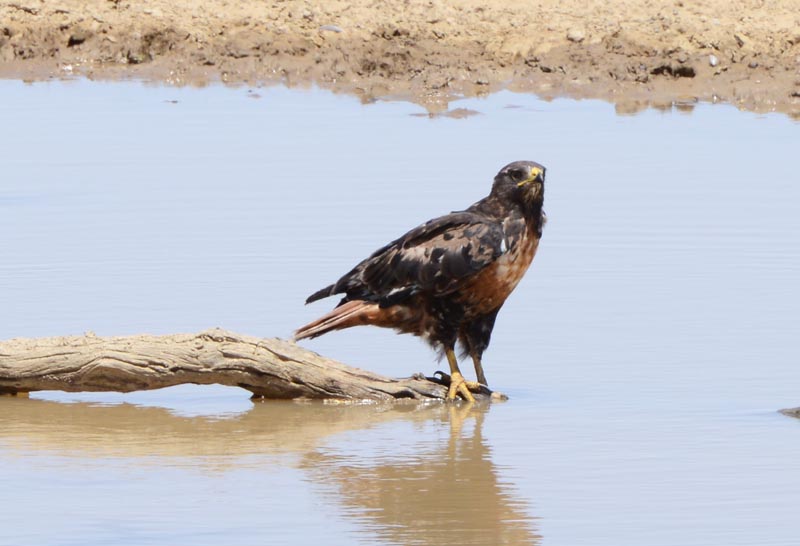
294,300,377,341
305,283,336,304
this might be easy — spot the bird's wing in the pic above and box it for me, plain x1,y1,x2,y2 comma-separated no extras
308,212,506,304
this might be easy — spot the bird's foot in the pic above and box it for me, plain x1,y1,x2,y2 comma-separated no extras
435,371,482,403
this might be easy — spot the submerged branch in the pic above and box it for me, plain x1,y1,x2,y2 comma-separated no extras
0,328,499,402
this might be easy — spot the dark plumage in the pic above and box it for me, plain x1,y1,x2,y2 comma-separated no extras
295,160,547,401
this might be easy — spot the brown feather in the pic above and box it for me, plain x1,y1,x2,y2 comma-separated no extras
294,300,419,341
455,222,540,316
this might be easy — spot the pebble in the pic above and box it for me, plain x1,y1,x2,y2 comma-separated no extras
67,30,89,47
566,28,585,43
319,24,343,33
709,54,718,67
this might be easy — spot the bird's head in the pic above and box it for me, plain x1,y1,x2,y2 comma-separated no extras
492,160,546,205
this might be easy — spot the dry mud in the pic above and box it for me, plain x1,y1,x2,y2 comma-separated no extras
2,0,800,116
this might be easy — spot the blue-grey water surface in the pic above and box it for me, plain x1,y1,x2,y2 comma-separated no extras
1,80,799,546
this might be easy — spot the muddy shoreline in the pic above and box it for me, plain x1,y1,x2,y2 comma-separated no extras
2,0,799,116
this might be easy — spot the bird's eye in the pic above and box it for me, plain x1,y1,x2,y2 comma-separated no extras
508,169,526,182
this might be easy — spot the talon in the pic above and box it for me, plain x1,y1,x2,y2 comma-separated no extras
446,371,476,403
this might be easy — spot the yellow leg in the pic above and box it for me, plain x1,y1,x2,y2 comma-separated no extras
471,353,488,386
445,348,480,402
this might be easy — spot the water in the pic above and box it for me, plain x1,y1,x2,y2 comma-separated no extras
1,80,799,546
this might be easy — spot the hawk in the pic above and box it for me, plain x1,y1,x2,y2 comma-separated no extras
295,161,546,401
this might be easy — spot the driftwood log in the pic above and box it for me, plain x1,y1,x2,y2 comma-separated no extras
0,328,500,402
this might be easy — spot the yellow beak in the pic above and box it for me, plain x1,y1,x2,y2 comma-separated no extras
517,167,544,187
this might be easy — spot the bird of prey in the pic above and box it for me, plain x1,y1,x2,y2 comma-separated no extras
295,160,546,402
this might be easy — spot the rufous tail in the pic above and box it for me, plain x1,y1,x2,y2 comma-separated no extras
294,300,378,341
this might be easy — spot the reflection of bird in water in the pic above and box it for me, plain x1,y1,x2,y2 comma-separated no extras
303,404,540,546
296,161,547,401
2,397,538,544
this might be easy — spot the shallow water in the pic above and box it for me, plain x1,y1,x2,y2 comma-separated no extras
1,80,799,546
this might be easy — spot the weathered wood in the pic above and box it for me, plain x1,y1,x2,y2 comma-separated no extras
0,328,499,402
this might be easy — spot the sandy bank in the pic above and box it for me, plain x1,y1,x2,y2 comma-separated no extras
2,0,799,116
